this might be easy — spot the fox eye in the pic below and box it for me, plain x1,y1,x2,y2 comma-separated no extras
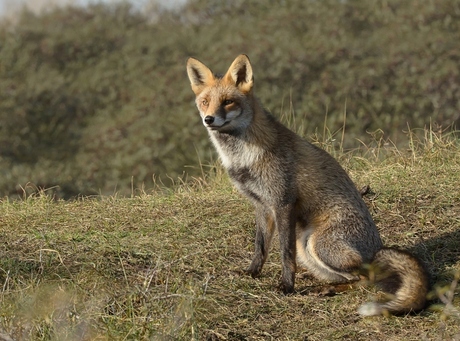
201,99,209,106
223,99,234,106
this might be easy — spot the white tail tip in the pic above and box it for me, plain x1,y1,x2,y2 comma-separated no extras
358,302,383,316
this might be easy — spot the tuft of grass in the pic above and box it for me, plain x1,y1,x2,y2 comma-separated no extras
0,129,459,340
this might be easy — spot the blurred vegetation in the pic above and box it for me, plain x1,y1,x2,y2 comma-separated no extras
0,0,459,198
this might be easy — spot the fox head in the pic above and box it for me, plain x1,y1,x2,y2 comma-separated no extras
186,54,254,134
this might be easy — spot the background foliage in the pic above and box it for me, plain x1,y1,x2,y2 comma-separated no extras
1,0,459,198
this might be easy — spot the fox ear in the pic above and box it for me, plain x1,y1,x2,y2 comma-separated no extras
225,54,254,93
186,57,214,95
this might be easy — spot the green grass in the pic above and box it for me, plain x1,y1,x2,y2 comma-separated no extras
0,131,459,340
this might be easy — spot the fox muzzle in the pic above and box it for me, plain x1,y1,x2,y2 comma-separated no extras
204,116,215,125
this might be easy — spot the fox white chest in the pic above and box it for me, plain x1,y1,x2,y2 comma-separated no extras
209,132,264,170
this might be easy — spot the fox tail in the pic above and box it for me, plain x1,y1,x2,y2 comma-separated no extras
358,248,429,316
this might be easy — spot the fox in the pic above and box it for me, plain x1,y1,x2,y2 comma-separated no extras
186,54,429,316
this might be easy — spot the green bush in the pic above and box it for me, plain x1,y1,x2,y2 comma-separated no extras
0,0,459,198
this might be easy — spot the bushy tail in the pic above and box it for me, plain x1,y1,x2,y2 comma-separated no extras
358,248,429,316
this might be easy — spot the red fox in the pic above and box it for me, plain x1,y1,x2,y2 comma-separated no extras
186,54,429,316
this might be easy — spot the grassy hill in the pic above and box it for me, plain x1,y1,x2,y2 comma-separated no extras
0,131,459,340
1,0,460,198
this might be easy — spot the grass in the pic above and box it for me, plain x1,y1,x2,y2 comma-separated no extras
0,130,460,340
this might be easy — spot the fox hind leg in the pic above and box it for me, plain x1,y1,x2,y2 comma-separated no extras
297,229,362,283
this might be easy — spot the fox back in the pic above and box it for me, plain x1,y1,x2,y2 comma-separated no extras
186,54,429,316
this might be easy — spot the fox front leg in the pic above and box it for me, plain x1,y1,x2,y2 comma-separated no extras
246,204,275,277
275,204,297,294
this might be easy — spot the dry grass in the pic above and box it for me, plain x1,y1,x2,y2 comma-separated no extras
0,130,459,340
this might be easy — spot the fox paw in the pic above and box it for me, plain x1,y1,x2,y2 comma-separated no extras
308,286,338,297
278,281,295,295
246,262,263,278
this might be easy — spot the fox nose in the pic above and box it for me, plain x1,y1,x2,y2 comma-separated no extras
204,116,214,125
